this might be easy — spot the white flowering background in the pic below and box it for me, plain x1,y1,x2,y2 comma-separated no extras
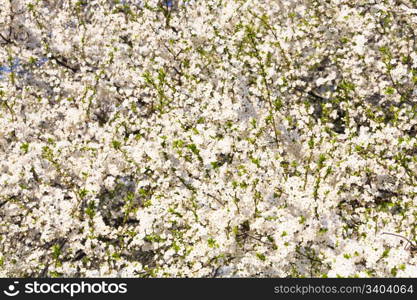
1,0,417,277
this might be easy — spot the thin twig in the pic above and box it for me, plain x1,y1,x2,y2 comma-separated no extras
382,232,417,250
207,193,225,207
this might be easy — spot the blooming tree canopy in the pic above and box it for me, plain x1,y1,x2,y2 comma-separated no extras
1,0,417,277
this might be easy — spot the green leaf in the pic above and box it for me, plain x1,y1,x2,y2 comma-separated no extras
112,140,122,150
20,142,29,153
256,253,266,261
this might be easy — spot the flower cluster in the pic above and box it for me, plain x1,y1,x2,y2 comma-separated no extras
1,0,417,277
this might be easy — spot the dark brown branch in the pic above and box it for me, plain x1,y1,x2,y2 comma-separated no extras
0,32,14,45
50,55,80,73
